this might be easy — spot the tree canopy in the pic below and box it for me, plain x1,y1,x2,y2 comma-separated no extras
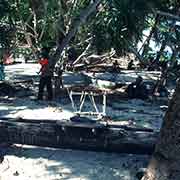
0,0,179,66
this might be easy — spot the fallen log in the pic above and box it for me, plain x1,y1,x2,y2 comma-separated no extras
0,118,158,154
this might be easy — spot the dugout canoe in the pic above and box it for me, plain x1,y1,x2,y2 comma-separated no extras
0,117,158,154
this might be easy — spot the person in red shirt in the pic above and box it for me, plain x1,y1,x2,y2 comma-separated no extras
37,47,53,101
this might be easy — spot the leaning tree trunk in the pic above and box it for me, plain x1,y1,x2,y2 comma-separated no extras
141,14,160,58
155,36,167,62
50,0,102,68
155,10,180,21
169,47,180,67
142,79,180,180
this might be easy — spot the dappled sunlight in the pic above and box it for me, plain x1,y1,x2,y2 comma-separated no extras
0,97,74,120
5,64,40,81
0,90,164,129
70,98,164,130
0,145,150,180
0,63,168,180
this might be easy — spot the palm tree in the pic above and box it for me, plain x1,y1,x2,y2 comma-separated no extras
142,79,180,180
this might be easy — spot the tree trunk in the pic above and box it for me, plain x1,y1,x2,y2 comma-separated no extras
16,0,38,59
155,10,180,21
50,0,102,68
169,47,180,67
141,15,160,58
155,36,167,62
155,18,177,63
142,79,180,180
73,42,92,65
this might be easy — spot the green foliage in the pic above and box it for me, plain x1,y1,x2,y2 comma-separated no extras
0,0,15,51
0,25,14,48
91,0,166,55
0,0,179,62
0,0,9,18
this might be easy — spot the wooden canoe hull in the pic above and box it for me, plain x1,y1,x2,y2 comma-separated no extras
0,118,158,154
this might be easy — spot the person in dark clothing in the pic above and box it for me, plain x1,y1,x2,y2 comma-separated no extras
54,66,63,88
112,60,120,73
147,57,162,71
126,76,148,100
159,60,168,73
0,60,5,80
37,47,53,101
66,47,77,71
54,65,64,97
157,84,169,97
127,60,135,70
111,60,120,82
67,47,77,63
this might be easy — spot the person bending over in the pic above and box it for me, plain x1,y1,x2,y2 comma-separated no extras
126,76,148,100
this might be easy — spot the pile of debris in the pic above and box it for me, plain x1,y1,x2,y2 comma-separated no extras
0,82,16,97
0,80,34,97
70,53,139,72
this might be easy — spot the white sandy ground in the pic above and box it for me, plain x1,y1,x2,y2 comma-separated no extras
0,63,168,180
0,96,163,129
0,98,74,121
0,144,150,180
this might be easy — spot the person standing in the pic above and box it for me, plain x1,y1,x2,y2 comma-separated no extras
126,76,148,100
37,47,53,101
0,60,5,81
127,60,135,70
54,65,64,97
111,60,120,82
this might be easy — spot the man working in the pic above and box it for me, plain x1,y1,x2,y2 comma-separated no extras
126,76,148,100
37,47,53,101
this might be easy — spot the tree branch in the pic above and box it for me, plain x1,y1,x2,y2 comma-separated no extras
50,0,102,68
73,41,92,65
155,10,180,21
